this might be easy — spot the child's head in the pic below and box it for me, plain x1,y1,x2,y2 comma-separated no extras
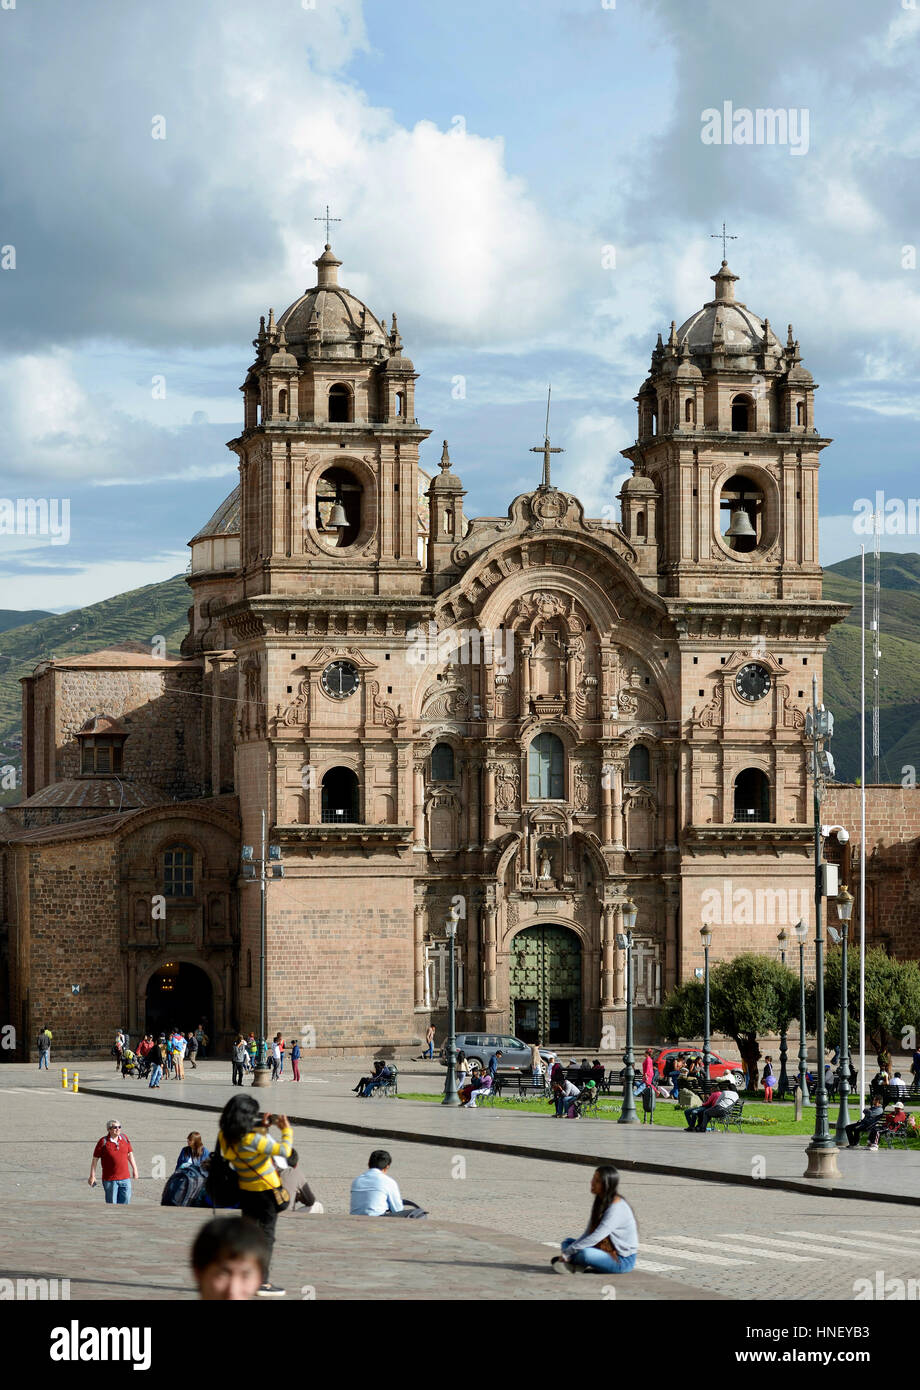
191,1218,268,1300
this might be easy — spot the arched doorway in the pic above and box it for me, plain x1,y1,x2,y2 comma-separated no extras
509,925,582,1045
145,961,214,1040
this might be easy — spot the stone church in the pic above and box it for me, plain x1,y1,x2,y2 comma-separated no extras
0,244,853,1057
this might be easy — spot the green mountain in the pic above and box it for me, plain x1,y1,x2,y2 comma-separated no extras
0,575,190,802
0,610,54,633
823,553,920,782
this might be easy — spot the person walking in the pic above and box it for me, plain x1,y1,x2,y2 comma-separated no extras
231,1037,248,1087
290,1038,301,1082
195,1025,207,1060
270,1035,282,1081
186,1029,198,1069
424,1025,436,1060
551,1166,638,1274
530,1041,545,1084
216,1095,292,1296
148,1042,164,1089
762,1056,776,1103
174,1031,187,1081
113,1030,125,1073
89,1119,139,1204
37,1026,52,1070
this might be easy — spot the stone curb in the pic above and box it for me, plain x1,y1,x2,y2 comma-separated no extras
78,1083,920,1210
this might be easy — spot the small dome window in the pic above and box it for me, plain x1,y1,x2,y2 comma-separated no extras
328,384,352,423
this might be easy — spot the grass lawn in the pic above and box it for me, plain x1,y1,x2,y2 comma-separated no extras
400,1091,920,1143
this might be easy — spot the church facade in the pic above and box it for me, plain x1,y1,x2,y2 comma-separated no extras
1,246,852,1056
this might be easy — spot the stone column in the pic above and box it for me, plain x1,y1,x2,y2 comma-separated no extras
520,642,532,716
601,762,613,845
665,752,678,847
664,891,679,994
483,760,497,844
413,901,427,1008
467,758,480,848
613,904,627,1005
566,644,578,718
483,900,498,1008
600,904,615,1008
413,759,426,849
465,902,481,1010
611,762,625,849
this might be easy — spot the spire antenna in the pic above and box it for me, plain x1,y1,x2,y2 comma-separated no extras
530,385,564,489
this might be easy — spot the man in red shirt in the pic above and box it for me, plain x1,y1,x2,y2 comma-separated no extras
89,1119,139,1203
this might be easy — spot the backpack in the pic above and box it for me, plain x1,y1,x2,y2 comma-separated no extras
37,1033,50,1052
205,1136,241,1208
161,1165,207,1208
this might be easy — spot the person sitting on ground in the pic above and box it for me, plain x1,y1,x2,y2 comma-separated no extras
845,1095,886,1149
685,1080,739,1132
350,1149,425,1218
361,1062,393,1098
191,1216,270,1301
176,1131,210,1171
551,1165,638,1275
277,1147,322,1213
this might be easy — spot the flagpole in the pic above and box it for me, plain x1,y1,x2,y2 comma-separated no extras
859,542,867,1108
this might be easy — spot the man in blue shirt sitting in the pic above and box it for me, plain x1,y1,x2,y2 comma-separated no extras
350,1150,424,1217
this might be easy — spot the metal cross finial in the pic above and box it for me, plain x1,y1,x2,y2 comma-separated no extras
711,222,738,260
314,204,342,244
530,385,564,489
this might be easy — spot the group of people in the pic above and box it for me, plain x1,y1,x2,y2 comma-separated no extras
352,1060,396,1097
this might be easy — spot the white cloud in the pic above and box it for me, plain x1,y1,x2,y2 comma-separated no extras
0,552,188,612
556,412,633,518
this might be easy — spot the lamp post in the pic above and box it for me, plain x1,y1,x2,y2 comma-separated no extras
804,676,839,1178
442,905,461,1107
700,923,713,1090
793,918,810,1110
777,928,790,1100
241,810,284,1089
830,884,854,1146
617,897,639,1125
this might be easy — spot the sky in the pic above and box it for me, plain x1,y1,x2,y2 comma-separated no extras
1,0,918,611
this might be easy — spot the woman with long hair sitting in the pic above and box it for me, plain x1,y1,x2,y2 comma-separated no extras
176,1130,210,1170
551,1165,638,1274
217,1094,293,1297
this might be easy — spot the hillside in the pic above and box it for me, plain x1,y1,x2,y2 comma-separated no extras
0,610,54,633
0,575,190,801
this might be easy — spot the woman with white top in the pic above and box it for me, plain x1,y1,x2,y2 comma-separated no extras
552,1165,638,1274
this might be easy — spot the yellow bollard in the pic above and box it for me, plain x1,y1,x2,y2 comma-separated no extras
72,1072,79,1093
61,1067,68,1089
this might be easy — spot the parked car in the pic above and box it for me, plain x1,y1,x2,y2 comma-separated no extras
653,1047,745,1087
439,1033,554,1072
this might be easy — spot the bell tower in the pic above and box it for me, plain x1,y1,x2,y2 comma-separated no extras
620,260,829,602
230,241,431,600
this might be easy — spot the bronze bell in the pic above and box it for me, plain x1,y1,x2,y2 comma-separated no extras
328,497,348,529
725,507,756,542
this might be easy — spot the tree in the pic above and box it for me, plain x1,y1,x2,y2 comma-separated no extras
658,979,704,1042
709,955,799,1089
817,946,920,1055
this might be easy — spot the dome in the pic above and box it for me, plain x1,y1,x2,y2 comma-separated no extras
621,474,656,494
277,243,388,354
188,483,241,574
675,262,781,364
189,484,240,544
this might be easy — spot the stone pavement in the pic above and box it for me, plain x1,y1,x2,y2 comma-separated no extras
45,1058,920,1208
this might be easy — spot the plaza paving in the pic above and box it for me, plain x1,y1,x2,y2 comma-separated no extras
4,1059,920,1300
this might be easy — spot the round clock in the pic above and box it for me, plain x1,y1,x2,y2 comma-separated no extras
321,660,360,700
735,663,771,703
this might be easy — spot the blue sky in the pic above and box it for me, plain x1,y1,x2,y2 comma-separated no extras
1,0,918,610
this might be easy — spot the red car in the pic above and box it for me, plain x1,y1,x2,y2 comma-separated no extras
653,1047,745,1087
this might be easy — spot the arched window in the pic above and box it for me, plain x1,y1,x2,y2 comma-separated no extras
431,743,455,781
528,732,564,800
164,845,194,897
636,510,646,538
731,395,753,431
315,466,362,548
328,384,352,423
321,767,360,823
720,472,763,553
395,391,405,418
278,388,288,416
685,397,694,423
733,768,771,823
628,744,651,782
796,401,805,426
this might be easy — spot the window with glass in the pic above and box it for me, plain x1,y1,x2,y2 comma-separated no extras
528,732,564,800
164,845,194,897
628,744,651,782
430,742,455,781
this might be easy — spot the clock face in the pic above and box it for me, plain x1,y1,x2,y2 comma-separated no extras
321,660,360,700
735,663,771,703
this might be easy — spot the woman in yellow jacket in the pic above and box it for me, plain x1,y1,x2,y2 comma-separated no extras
217,1093,293,1297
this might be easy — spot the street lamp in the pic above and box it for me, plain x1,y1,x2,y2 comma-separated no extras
700,923,713,1090
794,917,810,1109
803,676,840,1178
830,884,854,1146
617,897,638,1125
442,905,461,1107
240,810,284,1089
777,928,790,1099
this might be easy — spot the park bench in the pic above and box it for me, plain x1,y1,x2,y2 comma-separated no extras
368,1065,399,1098
709,1100,746,1134
878,1119,914,1150
492,1074,546,1101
